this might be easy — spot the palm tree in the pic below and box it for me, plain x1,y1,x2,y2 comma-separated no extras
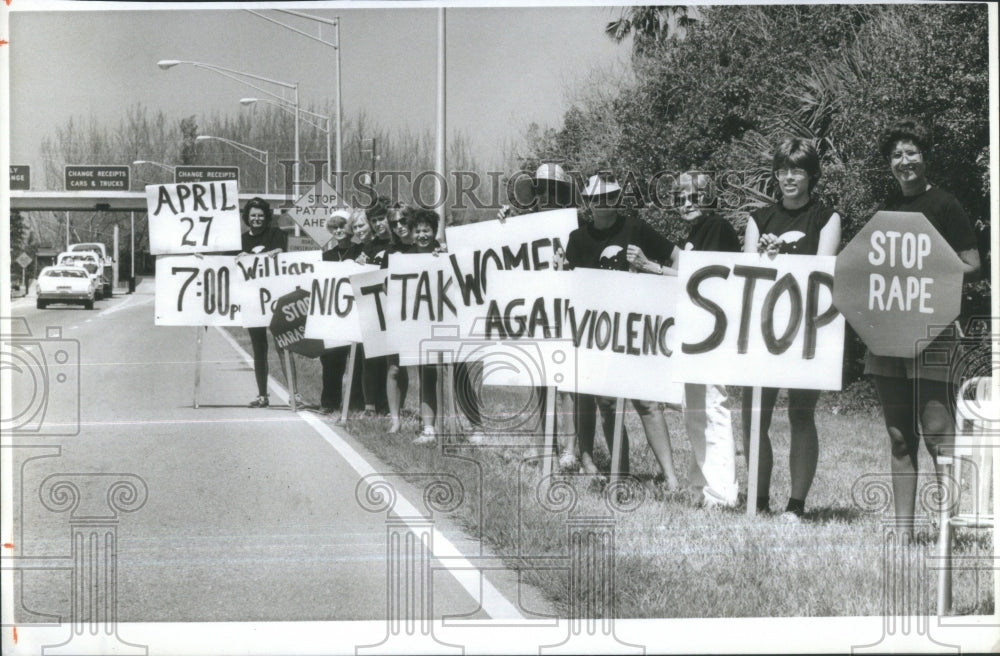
605,6,700,51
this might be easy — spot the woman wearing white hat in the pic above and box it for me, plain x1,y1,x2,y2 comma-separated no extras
564,174,681,486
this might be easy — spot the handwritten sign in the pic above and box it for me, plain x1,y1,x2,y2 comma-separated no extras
456,269,682,402
444,208,577,273
833,211,964,357
235,250,322,327
154,255,241,326
674,251,844,390
302,260,378,346
383,253,457,364
352,268,395,358
146,181,243,255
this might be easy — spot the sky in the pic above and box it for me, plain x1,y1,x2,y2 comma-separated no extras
7,1,631,184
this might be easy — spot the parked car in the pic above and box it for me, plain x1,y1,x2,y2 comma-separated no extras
36,265,97,310
57,251,106,300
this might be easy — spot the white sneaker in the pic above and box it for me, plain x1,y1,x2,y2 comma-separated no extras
413,426,436,445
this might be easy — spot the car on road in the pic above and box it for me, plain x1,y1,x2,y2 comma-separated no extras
36,265,97,310
68,242,114,298
57,251,106,300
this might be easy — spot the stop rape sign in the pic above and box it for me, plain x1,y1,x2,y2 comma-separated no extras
833,211,964,358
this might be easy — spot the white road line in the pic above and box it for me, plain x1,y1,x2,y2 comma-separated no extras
214,326,525,620
97,294,154,318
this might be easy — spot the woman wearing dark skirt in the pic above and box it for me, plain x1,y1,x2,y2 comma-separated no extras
866,119,980,530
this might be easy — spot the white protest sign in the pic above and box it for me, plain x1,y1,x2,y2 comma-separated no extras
155,255,241,326
445,208,577,268
383,253,458,365
286,179,346,249
235,250,323,327
455,268,682,402
146,181,243,254
351,268,394,358
674,251,844,390
302,260,378,346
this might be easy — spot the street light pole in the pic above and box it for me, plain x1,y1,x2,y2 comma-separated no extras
195,135,270,194
245,9,342,192
158,59,295,196
242,97,330,189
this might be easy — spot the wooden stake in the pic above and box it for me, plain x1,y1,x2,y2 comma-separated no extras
340,343,357,424
747,385,762,517
193,326,205,409
541,386,557,483
286,349,298,412
609,397,626,481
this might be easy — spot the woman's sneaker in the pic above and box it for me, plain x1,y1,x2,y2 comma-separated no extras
249,395,269,408
413,425,436,445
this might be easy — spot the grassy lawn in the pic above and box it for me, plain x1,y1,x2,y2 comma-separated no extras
228,329,994,618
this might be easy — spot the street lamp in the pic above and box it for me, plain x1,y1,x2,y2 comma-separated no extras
240,97,331,188
244,10,341,191
195,135,270,195
131,159,176,176
157,59,298,192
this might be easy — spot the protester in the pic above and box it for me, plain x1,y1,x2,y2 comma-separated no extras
741,138,841,520
238,197,291,409
404,208,446,444
383,202,413,433
356,197,393,416
673,171,741,508
866,118,980,529
499,162,595,472
564,173,680,486
318,210,363,415
350,209,374,248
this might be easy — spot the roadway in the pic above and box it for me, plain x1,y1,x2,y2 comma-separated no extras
5,281,547,624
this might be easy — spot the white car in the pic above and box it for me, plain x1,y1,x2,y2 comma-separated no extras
36,265,97,310
57,251,106,299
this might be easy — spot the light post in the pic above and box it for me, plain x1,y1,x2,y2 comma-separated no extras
131,159,175,178
245,9,341,191
195,135,270,195
157,59,298,193
241,97,331,187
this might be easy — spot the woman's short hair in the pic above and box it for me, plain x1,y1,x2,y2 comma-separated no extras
878,118,932,161
350,209,372,239
325,210,353,235
673,170,717,208
404,207,439,233
772,137,822,191
241,197,273,225
368,196,391,222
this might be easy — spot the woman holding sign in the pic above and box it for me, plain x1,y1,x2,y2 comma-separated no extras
239,198,290,408
565,174,681,487
381,202,414,433
867,118,980,528
318,211,363,415
741,138,841,519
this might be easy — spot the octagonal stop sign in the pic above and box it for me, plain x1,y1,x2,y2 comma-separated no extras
269,289,327,358
833,211,964,358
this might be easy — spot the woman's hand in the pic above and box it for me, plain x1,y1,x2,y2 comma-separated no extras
497,204,511,224
356,252,369,265
757,233,781,256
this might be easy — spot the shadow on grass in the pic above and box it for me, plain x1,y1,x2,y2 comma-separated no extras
802,505,869,524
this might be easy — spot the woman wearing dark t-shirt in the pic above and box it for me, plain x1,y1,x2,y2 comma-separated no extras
742,138,841,519
565,175,681,486
318,211,362,414
867,119,980,529
239,198,290,408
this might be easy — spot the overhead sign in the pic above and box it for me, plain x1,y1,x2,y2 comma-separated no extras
287,179,346,250
145,180,243,255
174,166,240,184
833,211,965,358
673,251,844,390
302,260,378,346
235,250,323,327
154,255,241,326
457,269,683,402
10,165,30,190
64,165,129,191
